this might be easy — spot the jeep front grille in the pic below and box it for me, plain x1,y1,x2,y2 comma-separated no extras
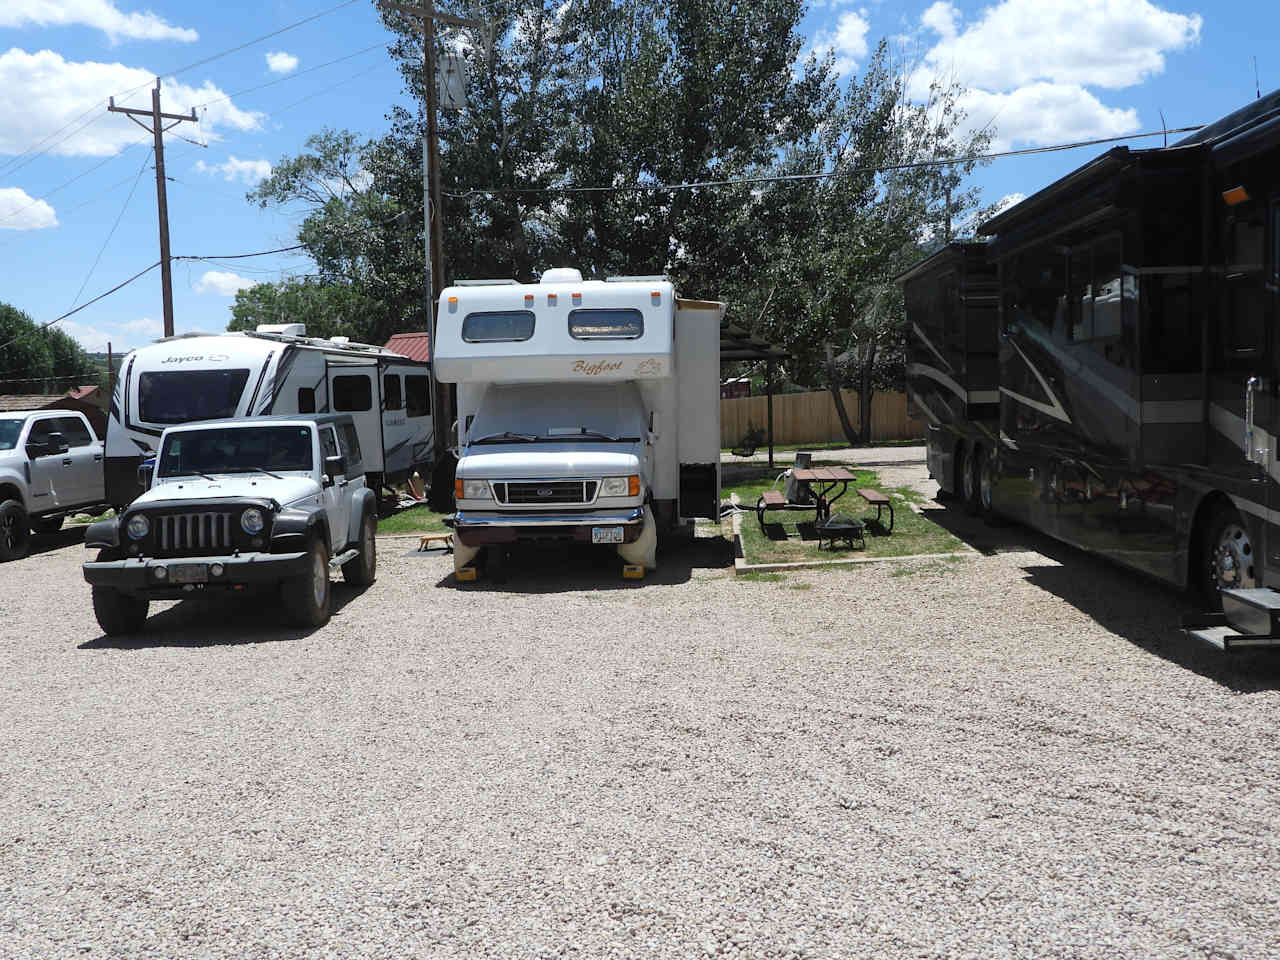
493,480,598,505
156,512,235,554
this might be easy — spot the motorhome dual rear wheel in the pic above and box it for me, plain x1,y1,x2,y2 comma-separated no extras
282,538,331,628
1201,501,1257,611
0,500,31,562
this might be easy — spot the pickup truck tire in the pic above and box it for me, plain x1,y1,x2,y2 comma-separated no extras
342,510,376,587
92,586,149,636
0,499,31,562
283,538,331,628
31,514,64,535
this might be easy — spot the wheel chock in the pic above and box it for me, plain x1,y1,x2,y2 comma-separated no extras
456,565,478,582
622,564,645,580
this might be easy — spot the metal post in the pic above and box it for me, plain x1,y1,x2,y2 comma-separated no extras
767,360,775,470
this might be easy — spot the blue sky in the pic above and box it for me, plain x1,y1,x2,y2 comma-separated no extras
0,0,1274,359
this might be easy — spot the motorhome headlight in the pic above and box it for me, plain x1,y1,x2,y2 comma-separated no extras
126,514,150,540
240,507,265,535
460,479,491,500
600,475,641,498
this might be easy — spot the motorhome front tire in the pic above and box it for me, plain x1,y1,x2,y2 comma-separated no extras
92,586,149,636
283,539,331,628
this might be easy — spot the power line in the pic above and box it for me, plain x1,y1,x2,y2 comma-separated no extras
443,125,1207,198
0,372,103,386
67,148,154,312
0,136,152,228
192,41,387,112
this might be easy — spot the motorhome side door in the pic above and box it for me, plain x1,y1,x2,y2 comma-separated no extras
326,364,381,471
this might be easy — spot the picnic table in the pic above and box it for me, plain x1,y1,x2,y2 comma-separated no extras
757,466,857,532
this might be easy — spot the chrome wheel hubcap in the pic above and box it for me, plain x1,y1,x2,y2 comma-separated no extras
1213,523,1256,592
980,457,994,510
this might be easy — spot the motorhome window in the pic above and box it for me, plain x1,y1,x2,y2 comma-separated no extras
54,417,94,447
138,370,250,424
0,419,20,451
1091,236,1124,342
298,387,316,414
462,310,535,343
1141,273,1201,374
1224,212,1267,357
158,426,313,478
320,426,339,460
568,309,644,340
1271,200,1280,281
405,375,430,417
333,375,372,412
1068,247,1093,342
339,423,363,471
384,374,403,410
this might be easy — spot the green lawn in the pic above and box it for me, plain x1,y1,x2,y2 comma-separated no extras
725,464,963,565
377,505,452,535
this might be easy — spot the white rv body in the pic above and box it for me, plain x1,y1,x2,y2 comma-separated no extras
105,327,433,506
434,270,722,575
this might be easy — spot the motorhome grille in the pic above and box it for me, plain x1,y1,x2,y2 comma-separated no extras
155,512,235,554
496,481,598,505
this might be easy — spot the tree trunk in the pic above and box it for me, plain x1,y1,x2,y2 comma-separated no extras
828,381,860,447
858,343,878,446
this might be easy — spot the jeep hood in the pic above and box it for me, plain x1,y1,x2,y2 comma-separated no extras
136,475,320,507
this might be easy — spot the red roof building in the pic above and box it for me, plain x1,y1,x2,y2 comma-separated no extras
384,332,431,363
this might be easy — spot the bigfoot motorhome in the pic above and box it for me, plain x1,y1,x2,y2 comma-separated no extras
433,269,723,580
105,325,433,507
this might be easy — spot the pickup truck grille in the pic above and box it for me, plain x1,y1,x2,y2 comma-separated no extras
156,512,236,554
494,480,598,505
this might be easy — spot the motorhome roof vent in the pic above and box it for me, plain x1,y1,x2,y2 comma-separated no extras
454,278,518,286
540,268,583,284
330,336,350,345
256,323,306,337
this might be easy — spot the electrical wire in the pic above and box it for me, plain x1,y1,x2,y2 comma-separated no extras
0,136,152,229
192,41,387,111
66,148,154,312
443,125,1207,198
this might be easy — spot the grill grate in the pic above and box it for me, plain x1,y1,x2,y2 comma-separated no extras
156,512,235,554
494,480,598,505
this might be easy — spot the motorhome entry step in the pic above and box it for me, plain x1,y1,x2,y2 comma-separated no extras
1222,587,1280,636
1183,601,1280,652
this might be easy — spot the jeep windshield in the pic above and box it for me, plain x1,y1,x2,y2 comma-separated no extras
158,425,314,478
0,418,20,451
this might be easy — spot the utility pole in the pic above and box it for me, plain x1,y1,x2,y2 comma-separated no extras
378,0,488,506
108,79,196,339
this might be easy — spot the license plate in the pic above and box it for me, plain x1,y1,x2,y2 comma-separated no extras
169,563,208,584
592,526,624,544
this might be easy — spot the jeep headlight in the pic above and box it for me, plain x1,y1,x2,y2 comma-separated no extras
240,507,265,535
459,479,491,500
126,514,150,540
599,475,640,497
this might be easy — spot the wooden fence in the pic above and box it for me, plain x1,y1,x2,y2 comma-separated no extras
720,389,924,447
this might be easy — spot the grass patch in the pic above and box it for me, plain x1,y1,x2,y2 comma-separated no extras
378,505,451,535
736,571,786,583
726,463,963,566
789,582,813,591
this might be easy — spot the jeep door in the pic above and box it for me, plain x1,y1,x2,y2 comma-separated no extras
319,425,350,552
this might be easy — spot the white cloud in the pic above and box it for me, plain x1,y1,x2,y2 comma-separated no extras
812,11,871,76
265,51,298,74
960,83,1140,151
920,1,960,40
0,0,197,44
921,0,1201,92
194,270,255,297
0,50,263,159
195,156,273,185
116,316,162,334
0,187,57,230
58,315,162,352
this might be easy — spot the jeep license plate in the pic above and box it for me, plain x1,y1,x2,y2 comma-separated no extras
591,526,624,544
169,563,208,584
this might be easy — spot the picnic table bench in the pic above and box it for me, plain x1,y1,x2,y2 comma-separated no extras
858,488,894,532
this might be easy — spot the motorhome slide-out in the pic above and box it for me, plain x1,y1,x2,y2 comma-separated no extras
104,325,434,507
901,87,1280,646
434,268,723,580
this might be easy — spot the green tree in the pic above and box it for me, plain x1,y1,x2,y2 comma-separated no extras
228,279,378,342
0,303,101,394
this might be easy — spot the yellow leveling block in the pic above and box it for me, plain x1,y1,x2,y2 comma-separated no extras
622,564,645,580
456,565,478,582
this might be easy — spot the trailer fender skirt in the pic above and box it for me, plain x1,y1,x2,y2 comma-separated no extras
616,503,657,570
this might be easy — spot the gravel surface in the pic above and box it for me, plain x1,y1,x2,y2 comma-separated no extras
2,469,1279,959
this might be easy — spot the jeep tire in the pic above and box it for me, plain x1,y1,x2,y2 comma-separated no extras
342,510,376,587
283,538,331,628
92,586,149,636
0,499,31,562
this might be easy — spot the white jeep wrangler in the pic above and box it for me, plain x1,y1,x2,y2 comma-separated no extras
82,414,377,635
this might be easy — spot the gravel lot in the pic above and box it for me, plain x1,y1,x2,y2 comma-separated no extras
2,466,1279,959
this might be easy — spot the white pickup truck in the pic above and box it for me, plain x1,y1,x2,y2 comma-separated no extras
0,409,108,561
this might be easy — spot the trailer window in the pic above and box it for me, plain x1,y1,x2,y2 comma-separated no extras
405,375,430,417
332,375,372,412
138,370,250,424
297,387,316,414
462,310,535,343
568,308,644,340
384,374,402,410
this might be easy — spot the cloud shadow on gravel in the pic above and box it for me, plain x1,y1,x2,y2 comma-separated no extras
76,584,367,650
434,535,734,594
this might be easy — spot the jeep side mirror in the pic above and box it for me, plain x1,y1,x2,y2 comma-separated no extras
137,459,155,491
324,455,346,482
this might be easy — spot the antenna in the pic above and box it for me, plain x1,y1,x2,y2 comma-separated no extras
1159,109,1168,147
1254,56,1261,99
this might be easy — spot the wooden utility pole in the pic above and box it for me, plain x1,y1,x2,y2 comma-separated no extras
378,1,488,502
108,80,197,339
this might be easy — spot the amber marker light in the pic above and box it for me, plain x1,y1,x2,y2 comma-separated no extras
454,478,464,499
628,475,640,496
1223,186,1250,206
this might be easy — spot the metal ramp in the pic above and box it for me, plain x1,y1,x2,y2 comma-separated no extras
1184,588,1280,651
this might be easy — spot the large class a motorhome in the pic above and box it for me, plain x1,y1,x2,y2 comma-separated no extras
433,268,723,579
105,325,434,507
903,89,1280,646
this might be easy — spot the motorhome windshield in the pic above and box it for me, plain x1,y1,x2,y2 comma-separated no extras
158,425,313,478
469,383,645,445
138,369,250,424
0,418,21,450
